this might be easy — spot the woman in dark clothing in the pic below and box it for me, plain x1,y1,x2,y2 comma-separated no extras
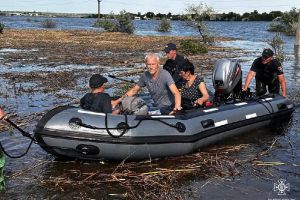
178,60,209,109
80,74,120,114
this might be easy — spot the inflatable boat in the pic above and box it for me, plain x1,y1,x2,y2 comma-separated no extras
34,59,295,160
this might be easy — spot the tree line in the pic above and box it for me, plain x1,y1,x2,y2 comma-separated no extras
86,9,297,21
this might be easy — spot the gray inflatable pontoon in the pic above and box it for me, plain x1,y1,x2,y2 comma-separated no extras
34,94,294,161
34,59,295,160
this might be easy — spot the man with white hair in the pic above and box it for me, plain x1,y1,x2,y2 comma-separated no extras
124,53,181,114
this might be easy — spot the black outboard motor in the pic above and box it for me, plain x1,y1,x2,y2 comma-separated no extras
212,59,243,104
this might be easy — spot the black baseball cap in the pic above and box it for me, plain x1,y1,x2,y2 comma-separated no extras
89,74,108,88
164,43,177,53
262,48,274,57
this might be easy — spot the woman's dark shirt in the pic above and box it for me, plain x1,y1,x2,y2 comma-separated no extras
181,75,204,102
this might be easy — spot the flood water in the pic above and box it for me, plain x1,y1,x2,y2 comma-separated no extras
0,16,299,199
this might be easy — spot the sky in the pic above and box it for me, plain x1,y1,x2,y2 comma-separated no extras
0,0,299,15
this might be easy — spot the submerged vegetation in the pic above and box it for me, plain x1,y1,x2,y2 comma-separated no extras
0,22,4,34
40,19,57,29
157,18,171,32
180,39,208,55
267,7,300,36
5,139,290,199
185,3,215,44
267,33,285,62
94,19,119,32
94,10,135,34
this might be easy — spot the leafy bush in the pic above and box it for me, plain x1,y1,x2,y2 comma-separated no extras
94,10,135,34
267,7,299,36
41,19,57,28
180,40,208,55
94,19,119,32
267,33,285,62
157,18,171,32
185,3,215,44
267,22,286,32
0,22,4,34
118,10,135,34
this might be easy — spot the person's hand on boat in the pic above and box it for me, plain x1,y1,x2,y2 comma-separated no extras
111,93,128,109
195,99,204,106
242,85,248,92
169,106,182,115
111,99,121,109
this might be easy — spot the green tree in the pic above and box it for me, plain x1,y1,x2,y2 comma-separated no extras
185,3,214,44
281,7,299,35
94,10,135,34
145,12,155,19
156,18,171,32
225,12,241,21
268,33,285,62
118,10,135,33
267,7,299,36
269,11,283,19
156,13,166,20
249,10,260,21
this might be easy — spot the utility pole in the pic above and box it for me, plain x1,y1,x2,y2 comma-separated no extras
97,0,102,19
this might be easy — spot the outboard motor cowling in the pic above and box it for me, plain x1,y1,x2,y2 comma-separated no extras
212,59,242,103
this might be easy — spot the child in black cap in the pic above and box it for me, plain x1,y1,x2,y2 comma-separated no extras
80,74,120,114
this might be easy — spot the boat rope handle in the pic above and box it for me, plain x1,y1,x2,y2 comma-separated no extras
0,117,37,158
0,138,34,159
74,117,184,138
104,113,129,138
255,97,274,114
4,118,36,141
